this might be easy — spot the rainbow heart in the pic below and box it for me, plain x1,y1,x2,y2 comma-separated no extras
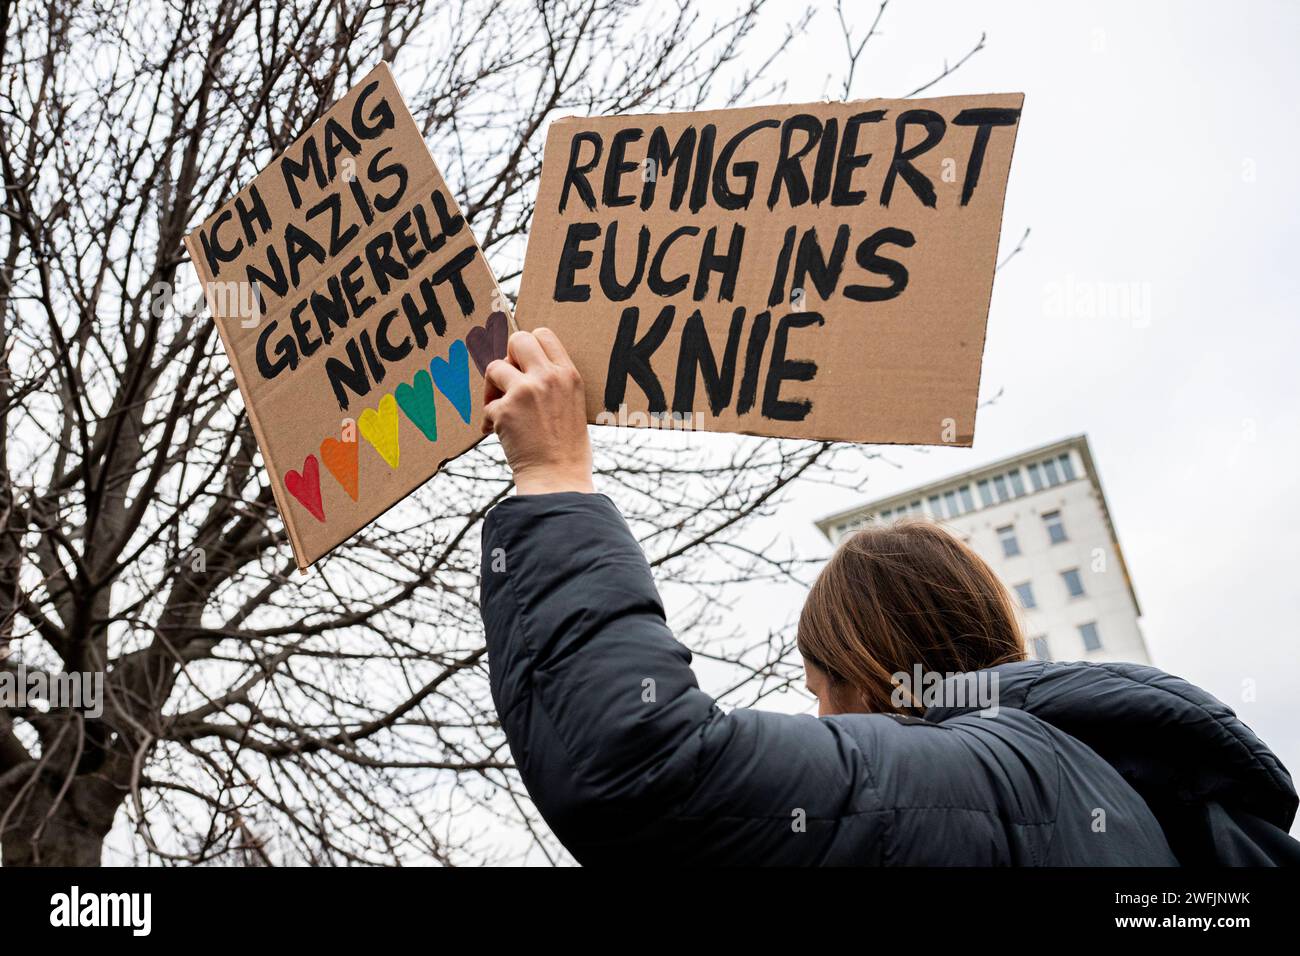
320,434,359,501
395,368,439,442
430,339,471,424
466,311,509,376
359,393,401,469
284,454,325,522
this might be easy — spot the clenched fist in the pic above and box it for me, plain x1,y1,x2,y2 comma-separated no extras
482,328,594,496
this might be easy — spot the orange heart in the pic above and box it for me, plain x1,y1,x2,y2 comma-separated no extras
320,435,359,501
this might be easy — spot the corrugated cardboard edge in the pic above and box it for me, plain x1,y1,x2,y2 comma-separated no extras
182,231,310,569
542,90,1027,125
963,91,1026,450
514,122,567,345
379,63,521,339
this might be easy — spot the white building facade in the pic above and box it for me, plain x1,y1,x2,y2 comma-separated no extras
815,435,1150,665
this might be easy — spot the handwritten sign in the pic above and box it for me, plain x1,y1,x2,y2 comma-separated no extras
185,63,511,568
516,94,1023,445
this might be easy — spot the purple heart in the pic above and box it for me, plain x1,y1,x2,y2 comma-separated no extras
466,311,509,376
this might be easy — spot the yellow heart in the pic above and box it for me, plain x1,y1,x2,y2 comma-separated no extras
358,393,401,470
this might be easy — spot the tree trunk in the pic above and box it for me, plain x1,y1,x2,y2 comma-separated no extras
1,777,117,866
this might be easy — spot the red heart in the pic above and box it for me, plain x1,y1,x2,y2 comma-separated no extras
284,454,325,523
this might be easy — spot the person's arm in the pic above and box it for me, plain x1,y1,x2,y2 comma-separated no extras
478,331,886,864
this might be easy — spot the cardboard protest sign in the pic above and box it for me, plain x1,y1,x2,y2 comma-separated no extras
516,94,1023,446
185,63,511,569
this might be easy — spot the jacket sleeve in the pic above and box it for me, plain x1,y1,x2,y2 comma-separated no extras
479,492,886,865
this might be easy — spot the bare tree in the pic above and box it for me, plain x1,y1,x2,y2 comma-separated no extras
0,0,988,865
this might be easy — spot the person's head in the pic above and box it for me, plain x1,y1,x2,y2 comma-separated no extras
798,520,1026,717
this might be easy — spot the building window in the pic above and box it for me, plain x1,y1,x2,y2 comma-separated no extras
1031,635,1052,661
1027,462,1043,491
997,525,1020,557
943,489,959,518
909,499,923,516
1008,468,1026,497
1058,453,1077,481
1043,458,1061,486
1061,568,1085,598
976,479,994,508
1014,582,1036,609
958,485,975,513
927,494,942,519
1079,622,1102,652
992,475,1010,502
1043,510,1067,544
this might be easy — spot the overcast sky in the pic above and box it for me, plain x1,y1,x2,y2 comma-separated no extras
694,0,1300,820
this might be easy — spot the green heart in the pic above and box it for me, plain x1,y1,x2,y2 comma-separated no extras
395,368,438,443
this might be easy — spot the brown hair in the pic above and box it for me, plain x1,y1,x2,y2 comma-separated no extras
797,520,1026,715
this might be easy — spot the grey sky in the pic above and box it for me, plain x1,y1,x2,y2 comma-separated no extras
697,0,1300,823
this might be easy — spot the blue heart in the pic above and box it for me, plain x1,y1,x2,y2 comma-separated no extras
430,339,471,425
395,368,438,442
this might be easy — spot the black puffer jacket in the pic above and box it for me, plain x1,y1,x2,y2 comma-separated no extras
480,493,1299,865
